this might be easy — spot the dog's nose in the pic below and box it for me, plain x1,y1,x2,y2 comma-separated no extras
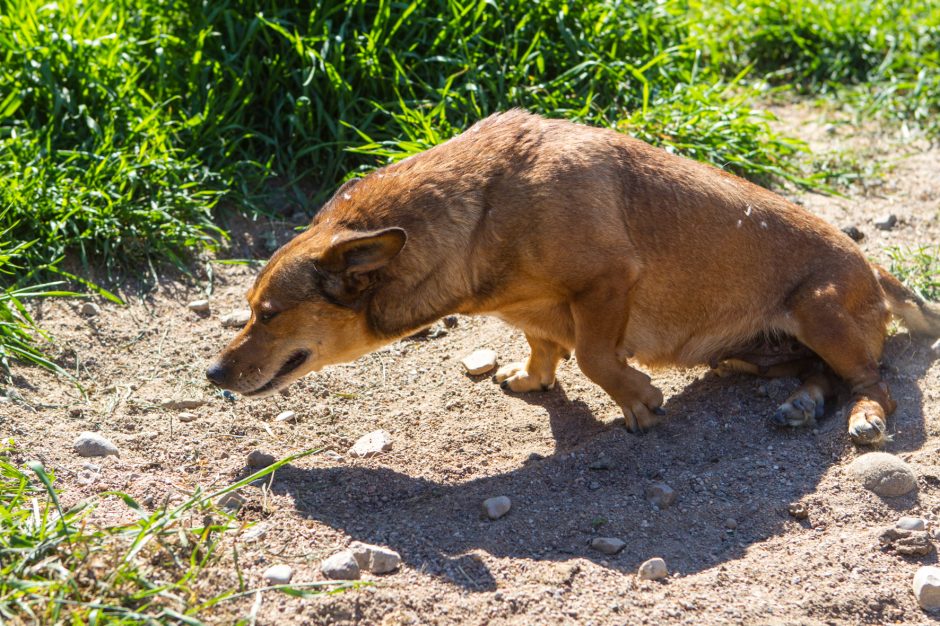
205,362,228,387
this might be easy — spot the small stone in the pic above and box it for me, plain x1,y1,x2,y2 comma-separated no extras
443,316,458,328
841,225,865,242
218,490,246,512
755,384,769,397
262,564,293,585
275,410,297,423
874,214,898,231
221,309,251,328
590,537,626,555
637,557,668,581
899,517,927,531
589,456,613,470
243,523,268,542
461,349,498,375
931,338,940,357
162,399,206,410
879,527,934,556
482,496,512,520
847,452,917,497
321,551,360,580
349,542,402,574
247,450,276,469
81,302,100,317
645,482,676,509
178,412,197,423
188,299,210,313
724,518,738,530
788,502,809,520
914,566,940,610
348,430,392,458
73,432,119,457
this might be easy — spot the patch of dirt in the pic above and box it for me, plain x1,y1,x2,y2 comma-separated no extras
4,106,940,624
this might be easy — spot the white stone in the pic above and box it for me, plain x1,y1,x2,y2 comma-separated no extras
275,410,297,423
590,537,626,555
931,338,940,357
349,542,402,574
221,309,251,328
262,564,293,585
188,299,210,313
637,557,668,581
914,566,940,611
73,432,119,457
178,412,197,423
898,517,927,531
482,496,512,520
80,302,100,316
321,551,360,580
847,452,917,497
348,430,392,458
461,349,498,375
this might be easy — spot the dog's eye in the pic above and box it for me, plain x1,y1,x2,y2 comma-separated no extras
259,310,279,323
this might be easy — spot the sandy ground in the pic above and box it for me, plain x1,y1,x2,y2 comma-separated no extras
3,105,940,625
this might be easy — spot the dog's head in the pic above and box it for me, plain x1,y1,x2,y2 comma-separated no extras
205,225,407,396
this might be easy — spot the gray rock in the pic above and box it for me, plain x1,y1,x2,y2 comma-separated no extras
847,452,917,497
482,496,512,520
874,214,898,230
841,225,865,242
73,432,119,457
590,537,626,555
461,349,498,375
637,557,668,581
879,527,934,556
188,299,210,313
724,518,738,530
348,430,392,458
162,398,206,410
349,541,402,574
898,517,927,531
320,551,360,580
262,564,293,585
217,490,246,512
81,302,101,317
645,482,676,509
247,450,276,469
275,410,297,423
221,309,251,328
914,566,940,611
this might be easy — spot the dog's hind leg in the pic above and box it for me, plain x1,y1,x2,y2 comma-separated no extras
495,333,567,392
771,363,839,428
570,289,665,432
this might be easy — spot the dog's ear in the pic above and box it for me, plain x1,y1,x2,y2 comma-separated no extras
314,228,407,308
318,227,407,274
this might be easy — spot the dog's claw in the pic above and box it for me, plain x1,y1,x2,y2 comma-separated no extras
653,407,667,416
848,413,887,446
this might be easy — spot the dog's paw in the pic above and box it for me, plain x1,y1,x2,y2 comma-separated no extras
493,362,553,392
622,386,666,433
771,390,822,428
848,410,887,446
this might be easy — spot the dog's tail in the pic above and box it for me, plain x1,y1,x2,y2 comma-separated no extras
875,265,940,336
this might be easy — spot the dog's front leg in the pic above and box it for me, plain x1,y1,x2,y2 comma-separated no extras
571,289,665,432
494,333,568,392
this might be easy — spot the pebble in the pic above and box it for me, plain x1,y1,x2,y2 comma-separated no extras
914,566,940,611
898,517,927,531
841,225,865,242
348,430,393,458
879,527,934,556
188,299,210,313
81,302,101,317
645,482,676,509
162,399,206,410
874,214,898,230
788,502,809,520
349,541,402,574
247,450,276,469
637,557,669,581
320,551,361,580
178,412,197,423
847,452,917,497
590,537,626,555
724,517,738,530
217,490,246,512
931,338,940,357
482,496,512,520
275,410,297,423
262,564,293,585
73,432,119,457
589,456,613,470
461,349,498,375
221,309,251,328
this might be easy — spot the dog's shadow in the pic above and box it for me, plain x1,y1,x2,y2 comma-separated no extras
266,333,933,591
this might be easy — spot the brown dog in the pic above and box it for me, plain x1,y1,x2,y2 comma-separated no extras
206,110,939,445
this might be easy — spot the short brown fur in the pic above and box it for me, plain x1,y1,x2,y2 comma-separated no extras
207,110,940,445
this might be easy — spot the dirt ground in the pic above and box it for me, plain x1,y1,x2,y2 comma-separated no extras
4,105,940,625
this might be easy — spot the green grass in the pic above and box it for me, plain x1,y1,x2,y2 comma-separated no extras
886,245,940,302
0,445,357,624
